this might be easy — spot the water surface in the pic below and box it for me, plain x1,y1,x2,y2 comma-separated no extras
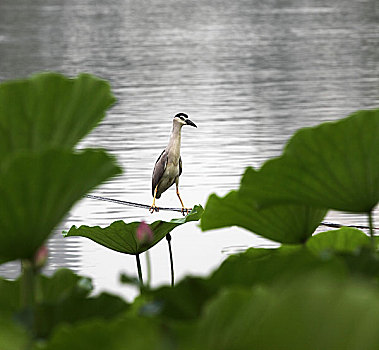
0,0,378,299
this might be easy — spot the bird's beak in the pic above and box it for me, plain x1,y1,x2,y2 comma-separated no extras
186,119,197,128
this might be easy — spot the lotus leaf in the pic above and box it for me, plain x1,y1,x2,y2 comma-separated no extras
306,227,371,255
65,205,204,255
201,189,327,244
192,277,379,350
240,110,379,213
0,149,121,262
0,72,115,161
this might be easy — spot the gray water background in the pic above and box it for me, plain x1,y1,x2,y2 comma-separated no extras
0,0,378,299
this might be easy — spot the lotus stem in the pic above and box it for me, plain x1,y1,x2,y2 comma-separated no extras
166,233,175,287
368,211,375,250
21,259,36,309
145,250,152,289
21,259,37,345
136,254,144,293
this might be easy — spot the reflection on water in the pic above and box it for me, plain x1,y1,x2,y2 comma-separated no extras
0,0,378,299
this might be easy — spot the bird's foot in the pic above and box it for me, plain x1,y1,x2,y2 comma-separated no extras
181,207,192,216
149,205,159,214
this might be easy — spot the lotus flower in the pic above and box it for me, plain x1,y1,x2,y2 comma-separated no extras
136,221,153,244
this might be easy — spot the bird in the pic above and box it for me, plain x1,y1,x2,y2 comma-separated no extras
150,113,197,215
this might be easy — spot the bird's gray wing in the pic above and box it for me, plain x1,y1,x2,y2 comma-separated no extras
152,149,168,196
179,156,182,176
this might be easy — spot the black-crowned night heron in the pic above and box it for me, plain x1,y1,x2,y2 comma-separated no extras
150,113,197,215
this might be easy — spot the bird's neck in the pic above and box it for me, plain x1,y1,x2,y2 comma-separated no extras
167,123,182,160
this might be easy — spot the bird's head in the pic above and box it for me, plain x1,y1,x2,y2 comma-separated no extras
173,113,197,128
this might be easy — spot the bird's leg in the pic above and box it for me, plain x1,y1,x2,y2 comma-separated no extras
149,186,159,214
176,183,191,216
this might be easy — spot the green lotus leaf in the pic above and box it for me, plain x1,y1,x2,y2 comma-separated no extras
35,269,129,338
201,189,327,244
64,205,204,255
37,268,93,303
43,316,163,350
0,316,29,350
0,72,115,160
192,277,379,350
0,269,129,339
0,278,19,318
241,109,379,213
306,227,371,255
145,247,346,321
0,269,91,319
0,149,121,262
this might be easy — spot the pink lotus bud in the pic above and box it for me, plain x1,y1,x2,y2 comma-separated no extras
136,221,153,244
34,245,48,268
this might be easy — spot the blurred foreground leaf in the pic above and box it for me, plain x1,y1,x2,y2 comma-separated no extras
0,72,115,161
192,277,379,350
306,227,371,255
0,269,129,339
0,278,20,318
241,109,379,213
0,149,121,262
0,316,29,350
35,282,129,338
41,315,163,350
65,205,203,255
37,268,93,303
145,246,346,321
201,189,327,244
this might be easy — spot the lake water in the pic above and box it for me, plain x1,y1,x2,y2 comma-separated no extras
0,0,378,300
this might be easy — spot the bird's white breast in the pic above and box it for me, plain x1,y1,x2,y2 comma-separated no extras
165,160,179,178
158,161,179,194
168,137,181,162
